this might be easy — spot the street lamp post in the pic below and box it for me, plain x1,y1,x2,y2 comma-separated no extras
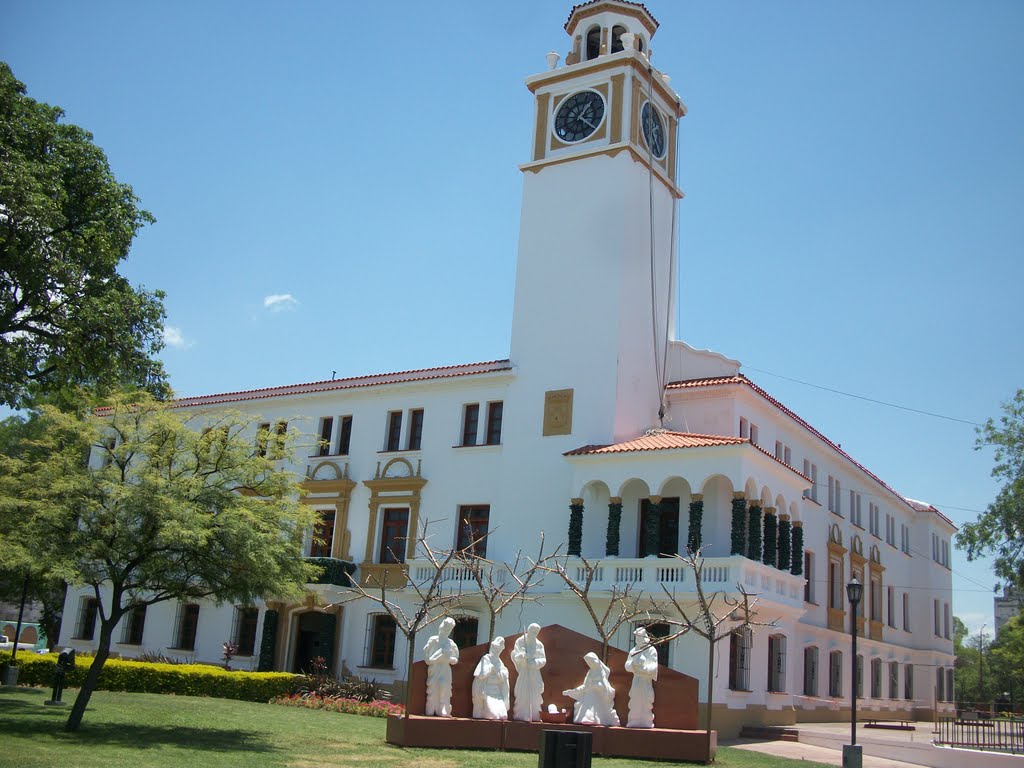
844,577,864,768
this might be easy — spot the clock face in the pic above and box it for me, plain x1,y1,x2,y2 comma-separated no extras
641,102,666,159
554,91,605,143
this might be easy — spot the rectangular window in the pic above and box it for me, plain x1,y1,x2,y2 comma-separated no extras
485,401,503,445
461,403,480,446
903,592,910,631
74,597,99,640
783,445,791,466
870,578,881,622
904,663,914,700
337,415,353,455
174,603,200,651
871,658,882,699
728,628,752,691
869,503,880,537
804,551,815,603
310,510,335,558
901,524,910,555
379,508,409,564
739,417,749,439
317,417,334,456
268,421,287,459
828,476,835,512
829,559,843,610
407,409,424,451
829,651,843,697
768,635,786,693
835,479,841,514
385,411,402,452
233,606,259,656
775,441,783,460
643,622,671,668
368,614,397,668
889,661,899,699
943,603,951,640
256,423,271,457
456,505,490,557
749,424,759,446
942,539,949,567
932,533,938,561
933,599,940,636
810,463,818,502
887,586,895,627
120,604,146,645
803,647,818,696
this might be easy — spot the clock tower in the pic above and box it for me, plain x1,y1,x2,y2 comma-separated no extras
508,0,686,445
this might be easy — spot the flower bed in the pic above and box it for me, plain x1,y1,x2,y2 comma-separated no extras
272,693,404,719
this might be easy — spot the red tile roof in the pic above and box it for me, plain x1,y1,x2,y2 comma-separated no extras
167,360,513,409
667,375,956,528
565,431,745,456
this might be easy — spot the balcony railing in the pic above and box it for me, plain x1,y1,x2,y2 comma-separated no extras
405,554,805,608
304,557,357,588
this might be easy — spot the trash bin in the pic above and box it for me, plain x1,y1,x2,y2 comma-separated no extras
2,665,19,687
539,729,592,768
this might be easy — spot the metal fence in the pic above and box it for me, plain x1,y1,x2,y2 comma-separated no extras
935,717,1024,754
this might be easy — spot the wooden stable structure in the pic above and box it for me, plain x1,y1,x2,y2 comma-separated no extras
386,624,715,762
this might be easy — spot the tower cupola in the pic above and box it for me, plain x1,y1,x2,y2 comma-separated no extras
563,0,659,64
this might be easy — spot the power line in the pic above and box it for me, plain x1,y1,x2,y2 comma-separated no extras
744,366,984,427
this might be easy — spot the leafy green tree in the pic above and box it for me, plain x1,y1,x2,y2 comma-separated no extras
0,392,319,731
989,615,1024,709
958,389,1024,587
953,616,969,652
0,63,167,408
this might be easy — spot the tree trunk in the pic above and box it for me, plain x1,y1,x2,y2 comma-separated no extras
403,630,416,721
705,637,715,764
488,612,496,644
65,616,117,732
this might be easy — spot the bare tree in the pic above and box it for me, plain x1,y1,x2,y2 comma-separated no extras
333,520,463,719
456,531,547,642
658,548,775,764
536,554,665,662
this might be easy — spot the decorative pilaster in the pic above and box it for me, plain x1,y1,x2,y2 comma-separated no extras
645,496,662,558
257,609,279,672
790,521,804,576
762,507,778,567
687,494,704,554
568,498,584,556
730,494,747,556
778,514,792,571
606,497,622,557
747,504,763,561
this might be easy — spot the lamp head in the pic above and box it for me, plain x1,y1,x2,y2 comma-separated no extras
846,577,863,607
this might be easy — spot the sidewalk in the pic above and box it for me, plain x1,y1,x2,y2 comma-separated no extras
724,738,923,767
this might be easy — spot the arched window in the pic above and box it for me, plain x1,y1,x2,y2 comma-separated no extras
586,25,601,60
611,25,627,53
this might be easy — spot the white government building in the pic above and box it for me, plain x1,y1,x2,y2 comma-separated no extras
59,0,956,734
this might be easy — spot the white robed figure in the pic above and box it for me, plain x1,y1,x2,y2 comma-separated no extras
563,651,620,726
472,636,510,720
624,626,658,727
511,623,546,722
422,617,459,717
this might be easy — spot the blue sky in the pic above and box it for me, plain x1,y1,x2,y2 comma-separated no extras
5,1,1022,636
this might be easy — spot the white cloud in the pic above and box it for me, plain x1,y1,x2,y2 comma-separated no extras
162,325,193,350
263,293,299,312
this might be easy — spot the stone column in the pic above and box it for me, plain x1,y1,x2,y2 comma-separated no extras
687,494,704,554
762,507,777,567
747,503,763,561
645,496,662,557
568,498,584,556
730,493,747,556
778,515,792,571
606,497,622,557
790,521,804,576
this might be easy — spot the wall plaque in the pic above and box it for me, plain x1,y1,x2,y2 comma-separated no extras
543,388,574,436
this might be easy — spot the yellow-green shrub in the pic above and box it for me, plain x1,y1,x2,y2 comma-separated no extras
0,652,297,702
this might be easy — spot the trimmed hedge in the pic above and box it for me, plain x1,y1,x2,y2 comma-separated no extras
0,651,298,702
272,693,405,718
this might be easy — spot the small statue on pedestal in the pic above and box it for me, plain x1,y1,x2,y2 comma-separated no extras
563,651,620,726
422,616,459,717
511,623,546,722
472,636,510,720
625,626,658,727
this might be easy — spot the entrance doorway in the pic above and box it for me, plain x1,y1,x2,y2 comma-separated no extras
638,497,680,557
292,611,337,674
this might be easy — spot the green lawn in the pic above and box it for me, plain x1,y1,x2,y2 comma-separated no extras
0,687,829,768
